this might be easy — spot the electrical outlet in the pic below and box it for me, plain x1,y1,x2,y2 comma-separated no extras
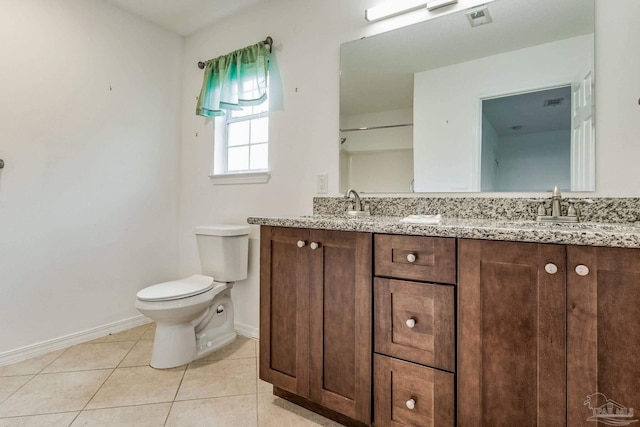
317,173,328,194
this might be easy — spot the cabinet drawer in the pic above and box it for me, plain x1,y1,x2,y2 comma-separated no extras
374,235,456,284
374,354,454,427
374,278,455,372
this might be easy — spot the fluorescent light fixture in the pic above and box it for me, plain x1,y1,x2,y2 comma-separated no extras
466,5,492,27
426,0,458,12
365,0,427,22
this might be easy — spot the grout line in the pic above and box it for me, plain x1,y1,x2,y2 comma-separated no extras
69,324,153,425
163,356,190,426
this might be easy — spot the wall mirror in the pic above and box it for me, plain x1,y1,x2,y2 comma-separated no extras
339,0,595,193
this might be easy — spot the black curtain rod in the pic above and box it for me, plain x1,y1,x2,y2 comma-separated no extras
197,36,273,69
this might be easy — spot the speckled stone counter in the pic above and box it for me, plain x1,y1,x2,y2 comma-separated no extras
248,196,640,248
246,215,640,248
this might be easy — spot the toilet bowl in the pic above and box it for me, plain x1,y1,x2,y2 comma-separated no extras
135,225,249,369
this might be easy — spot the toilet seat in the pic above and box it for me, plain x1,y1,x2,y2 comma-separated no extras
136,274,214,302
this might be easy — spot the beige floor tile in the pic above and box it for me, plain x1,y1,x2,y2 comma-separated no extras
165,395,257,427
256,359,272,394
140,324,155,341
85,366,184,409
0,376,33,404
0,370,111,417
118,340,153,368
42,342,136,373
0,351,65,377
70,402,171,427
176,358,256,401
0,412,78,427
90,324,151,343
197,336,256,362
257,394,343,427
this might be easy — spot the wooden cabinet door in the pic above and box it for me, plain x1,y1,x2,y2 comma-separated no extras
567,246,640,426
308,229,372,424
458,239,567,427
259,226,310,398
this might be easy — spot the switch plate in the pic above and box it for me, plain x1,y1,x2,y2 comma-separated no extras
317,173,328,194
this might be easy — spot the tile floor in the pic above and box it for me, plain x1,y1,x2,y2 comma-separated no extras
0,323,342,427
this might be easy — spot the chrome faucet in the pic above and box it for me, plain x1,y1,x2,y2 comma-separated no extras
534,186,584,223
550,186,563,218
344,189,370,216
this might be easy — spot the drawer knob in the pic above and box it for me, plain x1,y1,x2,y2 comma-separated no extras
406,318,416,328
310,242,319,250
406,398,416,410
575,264,590,276
297,240,306,248
406,253,416,263
545,263,558,274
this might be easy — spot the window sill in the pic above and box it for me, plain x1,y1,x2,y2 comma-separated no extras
209,171,271,185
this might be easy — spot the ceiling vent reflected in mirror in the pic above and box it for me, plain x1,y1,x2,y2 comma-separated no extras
544,98,565,107
466,5,492,27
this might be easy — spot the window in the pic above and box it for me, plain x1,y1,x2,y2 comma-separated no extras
225,101,269,172
211,89,270,184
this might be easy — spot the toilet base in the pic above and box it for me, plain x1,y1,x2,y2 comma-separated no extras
150,321,197,369
147,287,237,369
196,331,237,359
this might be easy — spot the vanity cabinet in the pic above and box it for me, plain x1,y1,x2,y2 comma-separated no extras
259,223,640,427
458,240,640,427
373,234,456,427
259,226,372,425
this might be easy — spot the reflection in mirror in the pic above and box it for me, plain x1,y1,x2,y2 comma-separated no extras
481,86,571,192
339,0,595,193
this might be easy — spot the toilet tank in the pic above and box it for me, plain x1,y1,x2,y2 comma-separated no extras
195,225,250,282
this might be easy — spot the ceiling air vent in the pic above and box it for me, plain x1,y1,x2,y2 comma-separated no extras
543,98,564,107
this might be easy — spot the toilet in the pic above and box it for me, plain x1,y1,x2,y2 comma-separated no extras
135,225,250,369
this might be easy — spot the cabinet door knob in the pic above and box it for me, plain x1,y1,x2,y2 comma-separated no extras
545,263,558,274
406,398,416,410
310,242,319,250
575,264,590,276
297,240,306,248
406,318,416,328
406,253,416,263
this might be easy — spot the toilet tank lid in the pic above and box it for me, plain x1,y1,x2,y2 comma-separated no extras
195,225,250,236
136,274,214,301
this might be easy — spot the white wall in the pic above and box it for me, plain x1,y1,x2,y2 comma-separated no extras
496,130,571,192
340,108,413,192
414,34,591,192
346,149,414,193
0,0,183,354
179,0,640,335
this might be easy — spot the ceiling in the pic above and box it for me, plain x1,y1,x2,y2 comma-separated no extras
106,0,266,36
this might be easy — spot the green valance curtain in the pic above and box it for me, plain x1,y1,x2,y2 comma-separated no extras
196,41,270,117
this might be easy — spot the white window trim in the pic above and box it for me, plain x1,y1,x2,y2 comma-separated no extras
209,170,271,185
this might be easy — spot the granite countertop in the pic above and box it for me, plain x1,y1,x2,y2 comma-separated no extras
247,215,640,248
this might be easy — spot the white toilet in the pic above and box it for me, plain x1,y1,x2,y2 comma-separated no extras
135,225,250,369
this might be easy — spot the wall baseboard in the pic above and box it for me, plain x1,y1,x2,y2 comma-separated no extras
0,315,151,367
235,322,259,340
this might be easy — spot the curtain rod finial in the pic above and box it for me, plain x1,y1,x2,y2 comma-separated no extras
197,61,205,69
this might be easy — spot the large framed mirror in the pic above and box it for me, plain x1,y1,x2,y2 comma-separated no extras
339,0,595,193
